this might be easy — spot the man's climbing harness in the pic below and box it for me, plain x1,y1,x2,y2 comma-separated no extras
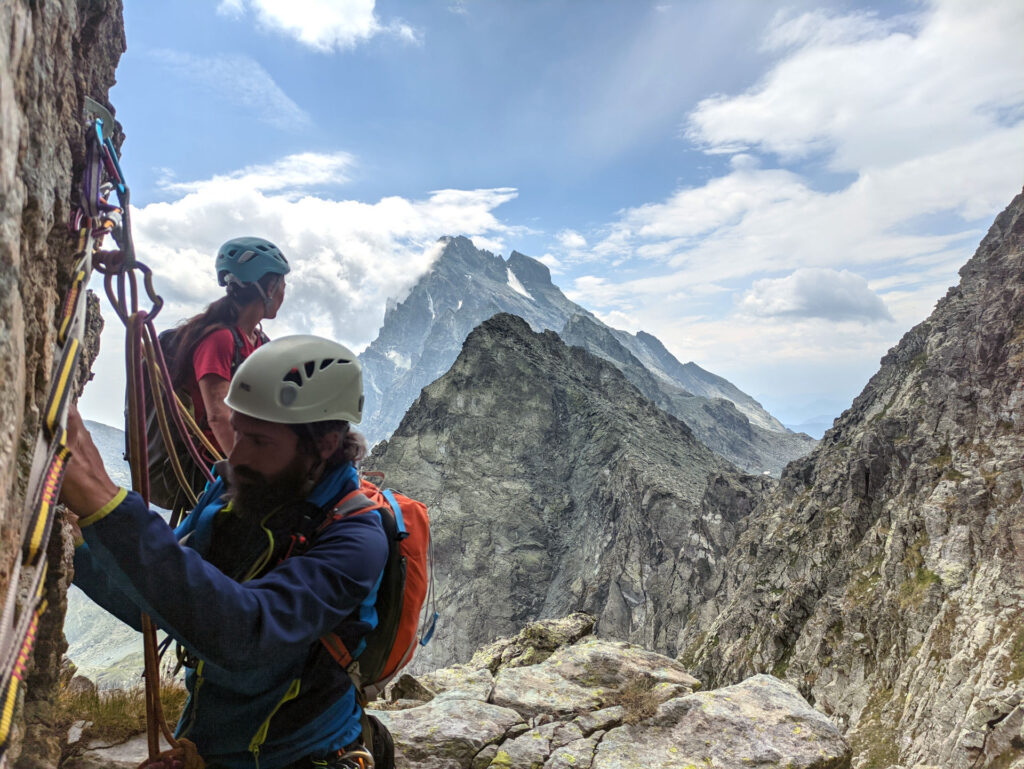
0,96,207,769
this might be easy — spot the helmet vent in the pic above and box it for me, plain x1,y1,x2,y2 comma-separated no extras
304,361,316,378
319,358,335,370
283,369,302,386
238,250,257,263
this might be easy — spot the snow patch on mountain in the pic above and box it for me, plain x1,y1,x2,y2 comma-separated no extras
506,268,533,300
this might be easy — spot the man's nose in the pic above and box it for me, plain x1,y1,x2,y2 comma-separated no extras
227,440,246,468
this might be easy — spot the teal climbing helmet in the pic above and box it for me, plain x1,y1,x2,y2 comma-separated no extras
216,236,290,287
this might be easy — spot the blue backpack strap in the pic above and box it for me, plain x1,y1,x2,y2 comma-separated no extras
381,489,408,540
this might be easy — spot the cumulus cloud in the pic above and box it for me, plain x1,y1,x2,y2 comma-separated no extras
126,153,517,350
556,229,587,250
580,0,1023,306
738,268,893,322
685,1,1024,170
152,51,310,131
218,0,417,52
537,253,563,272
569,0,1023,415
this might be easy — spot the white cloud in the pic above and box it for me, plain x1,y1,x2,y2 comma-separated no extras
686,1,1024,170
556,229,587,250
582,0,1024,301
162,152,355,196
761,8,905,52
127,153,517,350
569,0,1024,419
537,253,563,272
739,268,893,322
219,0,417,52
152,51,310,131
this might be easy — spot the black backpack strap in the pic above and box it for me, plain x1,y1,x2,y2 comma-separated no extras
227,326,246,375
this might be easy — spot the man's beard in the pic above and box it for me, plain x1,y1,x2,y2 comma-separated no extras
225,452,315,519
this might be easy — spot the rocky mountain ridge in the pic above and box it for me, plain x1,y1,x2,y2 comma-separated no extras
65,615,852,769
674,188,1024,768
365,312,771,671
359,235,814,475
560,312,818,474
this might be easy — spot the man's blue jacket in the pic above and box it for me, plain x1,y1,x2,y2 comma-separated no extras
73,462,389,769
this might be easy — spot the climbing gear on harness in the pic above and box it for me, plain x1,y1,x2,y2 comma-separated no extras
72,98,207,769
317,746,375,768
224,336,364,424
216,236,290,287
0,98,125,764
360,713,394,769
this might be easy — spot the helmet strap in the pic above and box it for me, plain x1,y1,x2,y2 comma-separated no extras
253,281,273,312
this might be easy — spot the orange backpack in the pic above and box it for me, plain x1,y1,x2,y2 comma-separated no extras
314,475,436,700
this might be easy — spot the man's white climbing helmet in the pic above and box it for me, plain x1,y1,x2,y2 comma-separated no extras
225,335,363,424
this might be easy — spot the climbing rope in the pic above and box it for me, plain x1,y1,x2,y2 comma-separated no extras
80,99,210,769
0,97,210,768
0,132,104,764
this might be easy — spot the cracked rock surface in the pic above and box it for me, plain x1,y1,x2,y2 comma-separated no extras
373,615,850,769
1,1,123,765
676,189,1024,768
365,313,772,672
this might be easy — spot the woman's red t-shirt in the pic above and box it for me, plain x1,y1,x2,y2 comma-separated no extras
187,327,262,452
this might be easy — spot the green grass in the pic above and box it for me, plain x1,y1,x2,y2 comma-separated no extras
1008,628,1024,682
57,679,188,750
899,534,941,609
928,445,952,468
851,687,902,769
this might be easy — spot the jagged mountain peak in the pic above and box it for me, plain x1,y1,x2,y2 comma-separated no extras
507,250,554,289
433,235,507,281
366,311,768,669
361,236,810,474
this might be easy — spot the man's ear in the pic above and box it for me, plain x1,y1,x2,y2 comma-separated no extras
315,430,342,460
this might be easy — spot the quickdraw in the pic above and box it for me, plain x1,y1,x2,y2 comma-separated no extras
0,96,209,768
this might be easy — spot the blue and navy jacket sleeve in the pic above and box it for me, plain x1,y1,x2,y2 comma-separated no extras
72,487,389,673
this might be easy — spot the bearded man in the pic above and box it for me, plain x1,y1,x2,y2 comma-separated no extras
62,335,392,769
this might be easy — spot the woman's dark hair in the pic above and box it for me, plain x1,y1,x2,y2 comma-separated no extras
292,420,367,469
169,273,281,390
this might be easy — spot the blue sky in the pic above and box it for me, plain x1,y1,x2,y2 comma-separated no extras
81,0,1024,429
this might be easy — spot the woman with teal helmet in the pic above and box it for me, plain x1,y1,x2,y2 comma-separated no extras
170,236,291,456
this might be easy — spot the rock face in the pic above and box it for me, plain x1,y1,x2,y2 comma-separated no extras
365,313,771,670
677,189,1024,768
561,313,817,475
0,2,124,765
373,615,851,769
359,235,813,475
59,616,851,769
